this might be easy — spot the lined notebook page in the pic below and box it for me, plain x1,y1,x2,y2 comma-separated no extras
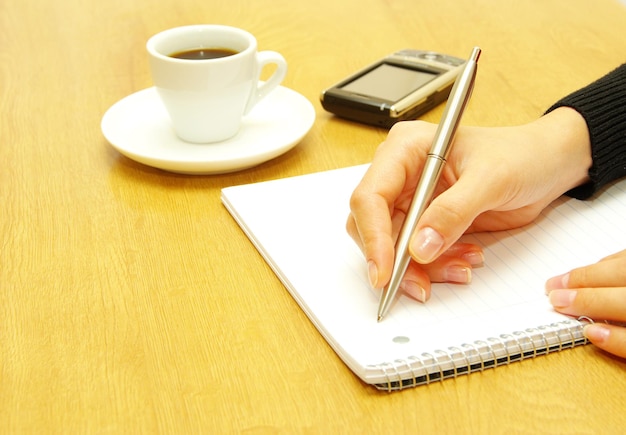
222,165,626,386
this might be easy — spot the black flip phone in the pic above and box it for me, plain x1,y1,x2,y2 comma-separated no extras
320,50,465,128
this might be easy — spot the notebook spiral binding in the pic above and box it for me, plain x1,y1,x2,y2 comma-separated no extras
372,318,590,392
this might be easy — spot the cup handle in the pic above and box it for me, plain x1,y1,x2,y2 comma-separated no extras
243,51,288,115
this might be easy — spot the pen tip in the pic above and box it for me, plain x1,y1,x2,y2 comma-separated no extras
377,315,383,323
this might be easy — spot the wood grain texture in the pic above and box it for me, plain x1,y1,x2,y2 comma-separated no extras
2,0,626,432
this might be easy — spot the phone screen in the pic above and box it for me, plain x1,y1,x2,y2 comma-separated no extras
340,63,437,102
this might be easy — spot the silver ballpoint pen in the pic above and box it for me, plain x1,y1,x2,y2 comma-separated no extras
377,47,481,322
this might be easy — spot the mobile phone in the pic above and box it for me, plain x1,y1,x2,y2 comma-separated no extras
320,50,465,128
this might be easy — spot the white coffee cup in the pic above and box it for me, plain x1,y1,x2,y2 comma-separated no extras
147,25,287,143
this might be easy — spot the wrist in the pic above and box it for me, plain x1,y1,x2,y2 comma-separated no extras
531,107,592,197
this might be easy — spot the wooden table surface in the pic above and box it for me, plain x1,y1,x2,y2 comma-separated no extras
2,0,626,433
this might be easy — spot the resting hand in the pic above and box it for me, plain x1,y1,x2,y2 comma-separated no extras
547,249,626,359
347,107,591,300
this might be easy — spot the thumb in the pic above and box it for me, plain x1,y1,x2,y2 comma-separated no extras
408,175,494,264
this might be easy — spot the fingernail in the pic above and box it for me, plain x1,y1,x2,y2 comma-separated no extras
548,289,576,308
400,280,427,303
410,227,444,263
545,272,570,292
462,251,484,267
368,260,378,288
584,324,610,344
443,266,472,284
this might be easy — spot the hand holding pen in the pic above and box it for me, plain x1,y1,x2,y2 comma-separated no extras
348,46,600,321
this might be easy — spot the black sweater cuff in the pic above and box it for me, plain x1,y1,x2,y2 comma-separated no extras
545,64,626,199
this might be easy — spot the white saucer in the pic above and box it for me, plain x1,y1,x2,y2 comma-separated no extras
101,85,315,174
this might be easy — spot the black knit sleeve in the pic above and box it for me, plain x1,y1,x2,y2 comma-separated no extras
545,64,626,199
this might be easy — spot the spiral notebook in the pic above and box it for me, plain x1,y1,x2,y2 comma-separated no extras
221,165,626,391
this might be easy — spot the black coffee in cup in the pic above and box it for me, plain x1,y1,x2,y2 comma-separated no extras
170,48,238,60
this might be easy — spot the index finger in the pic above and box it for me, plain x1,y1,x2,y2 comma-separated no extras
348,121,436,287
